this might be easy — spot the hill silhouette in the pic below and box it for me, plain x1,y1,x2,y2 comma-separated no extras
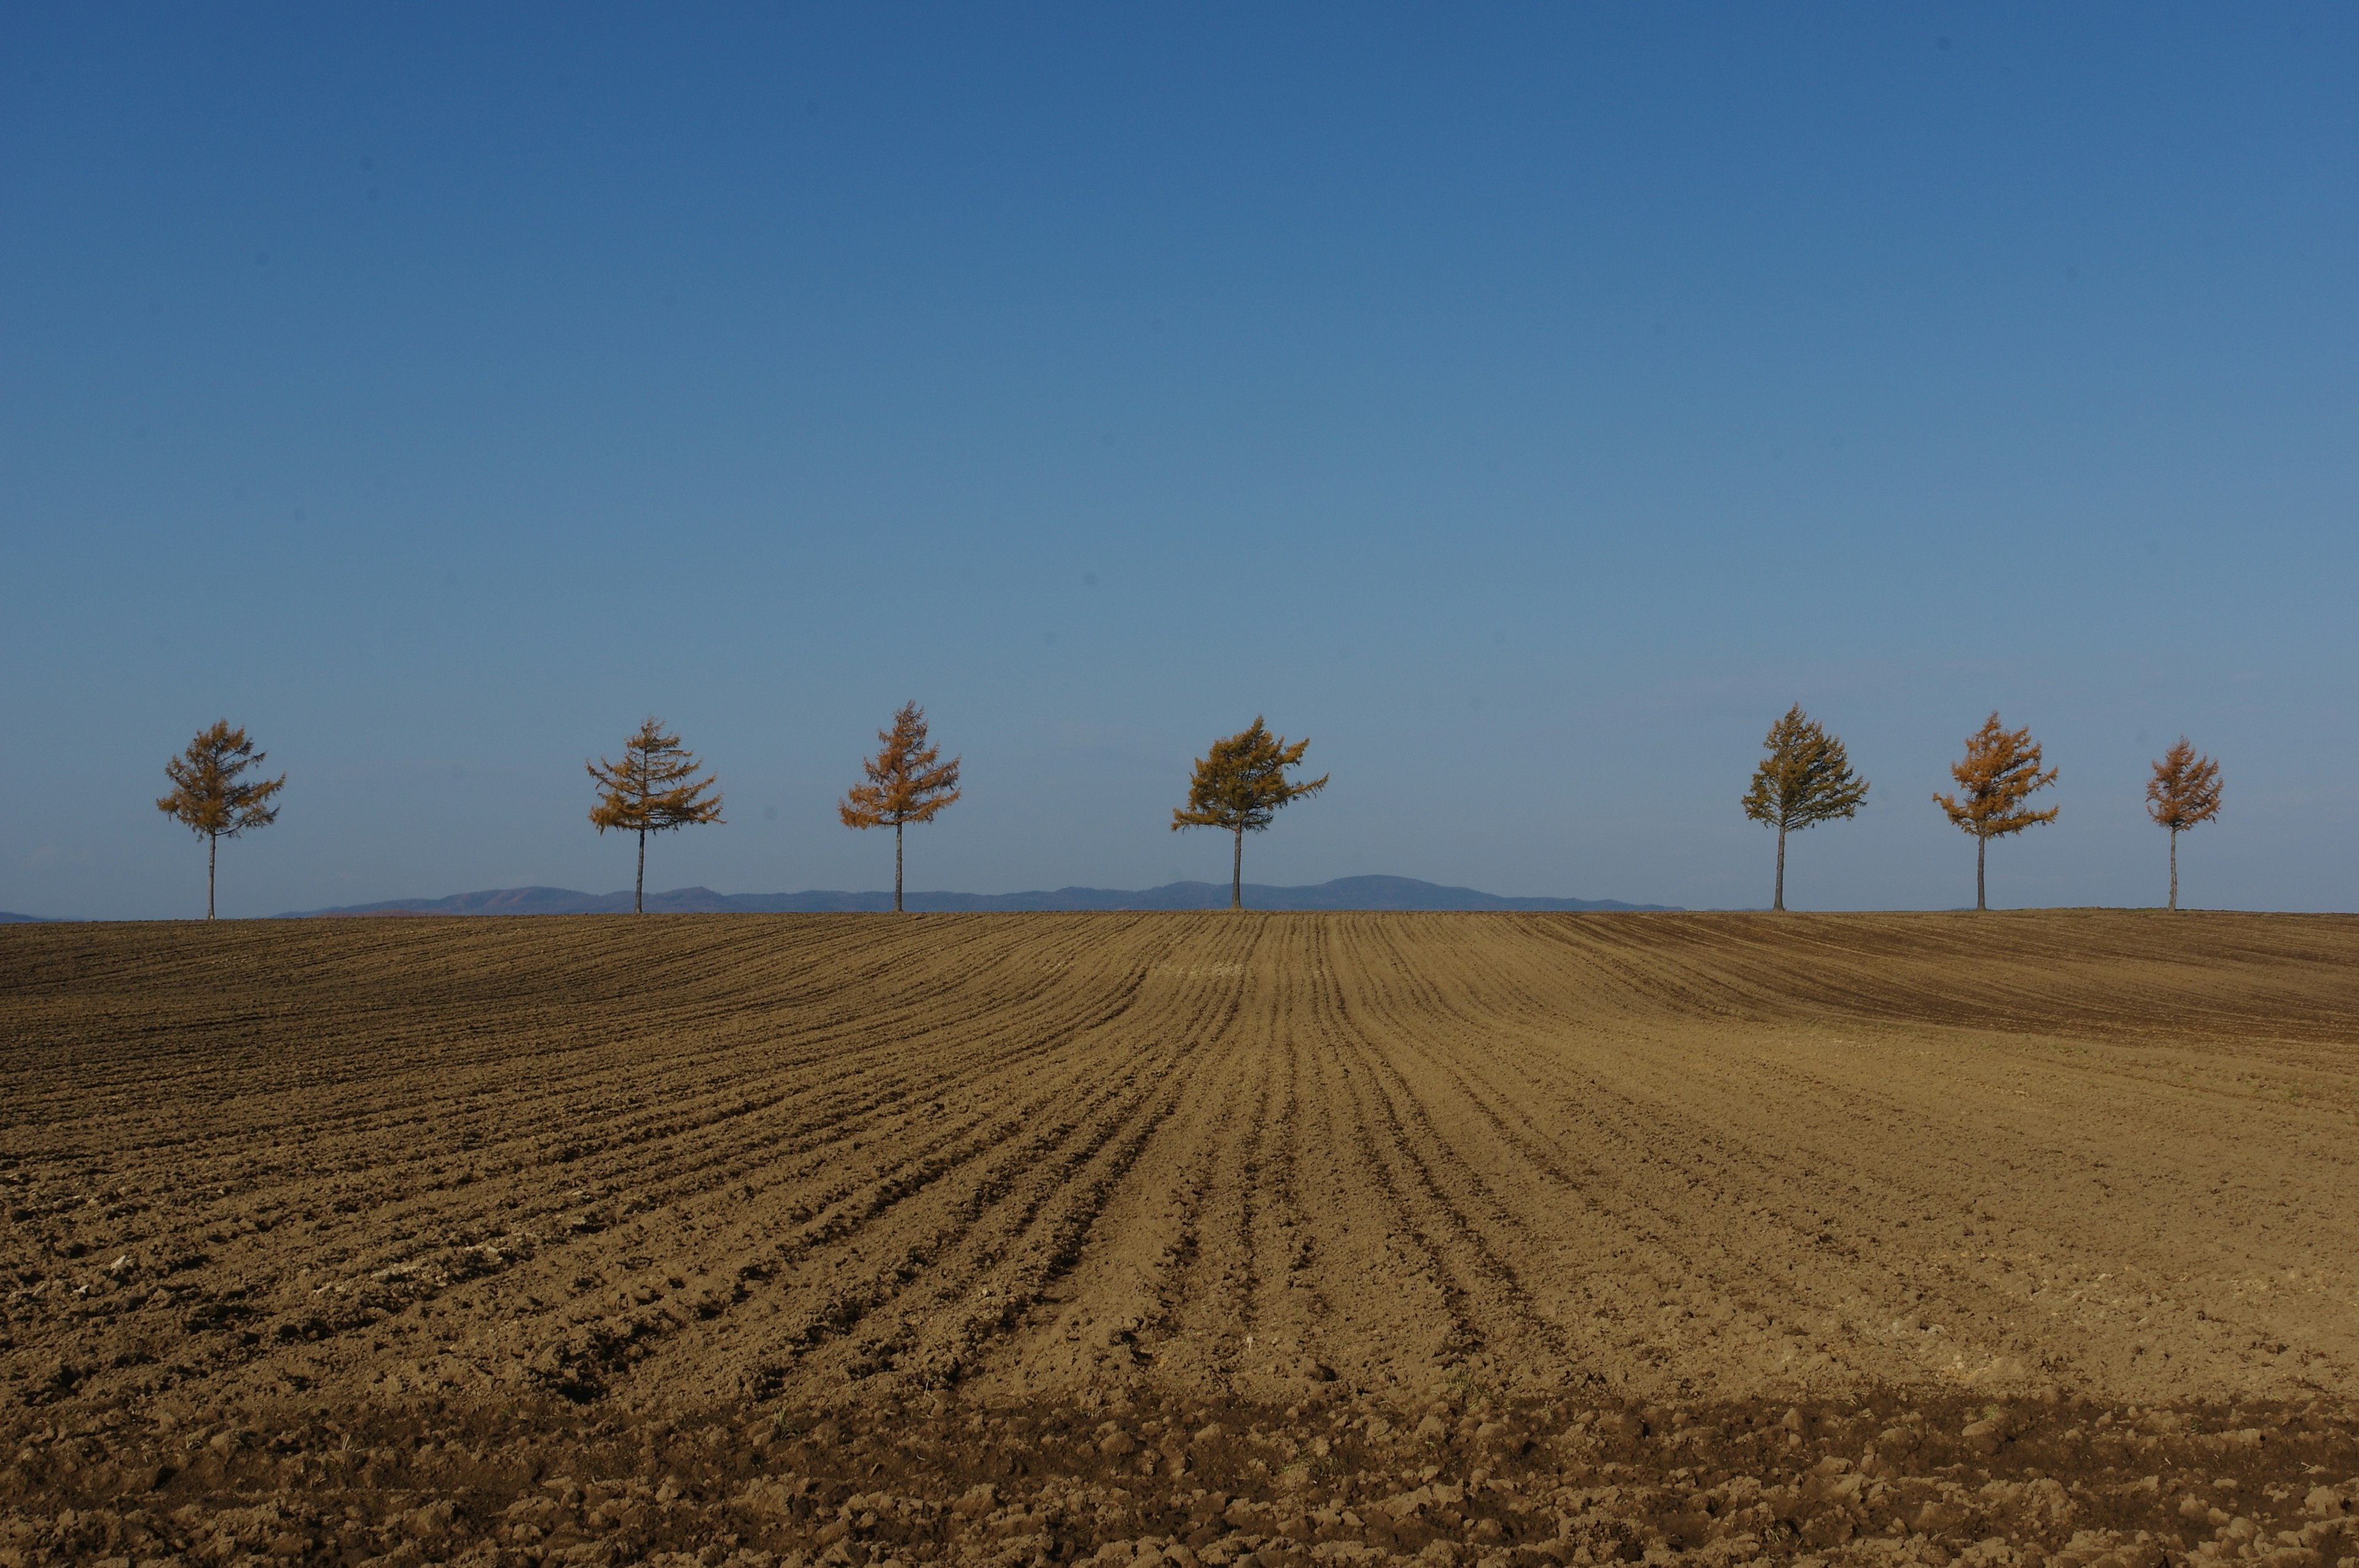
285,875,1671,917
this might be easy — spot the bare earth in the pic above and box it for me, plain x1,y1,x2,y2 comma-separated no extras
2,911,2357,1568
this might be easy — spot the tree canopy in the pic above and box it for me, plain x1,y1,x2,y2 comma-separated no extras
840,701,962,912
1740,704,1869,911
1172,717,1328,910
2145,736,2222,911
1932,712,2058,910
157,720,286,920
588,717,724,913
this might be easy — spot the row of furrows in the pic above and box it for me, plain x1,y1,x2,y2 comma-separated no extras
969,916,1279,1335
1511,915,2067,1036
1273,910,1472,1386
709,920,1273,1402
571,1051,1187,1405
1316,918,2034,1390
11,911,2359,1419
60,1039,1132,1411
184,967,1122,1395
310,930,1188,1370
7,997,977,1331
0,915,1058,1129
450,918,1173,1237
1198,919,1490,1386
9,916,1166,1285
241,965,1078,1201
1283,924,1495,1375
958,916,1282,1398
0,911,962,1013
14,910,2355,1043
1260,964,1320,1357
1501,917,1772,1024
1209,927,1313,1392
1324,923,1582,1377
1282,944,1485,1394
2,912,1119,1129
1416,955,2333,1397
1431,1000,2028,1380
1554,913,2359,1043
1443,924,2159,1391
599,919,1254,1386
1404,1017,1898,1384
1125,1092,1234,1387
1254,921,1355,1371
884,1062,1194,1391
0,919,1180,1395
1054,935,1279,1402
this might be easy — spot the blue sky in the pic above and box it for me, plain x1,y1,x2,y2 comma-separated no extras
5,6,2353,918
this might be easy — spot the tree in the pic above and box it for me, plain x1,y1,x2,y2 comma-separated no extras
157,720,286,920
839,702,961,913
2145,736,2222,912
1171,717,1328,910
1932,712,2059,911
587,717,724,914
1741,704,1870,912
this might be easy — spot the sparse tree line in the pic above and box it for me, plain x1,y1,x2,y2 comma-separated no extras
155,708,1321,918
154,703,2219,918
1743,706,2222,911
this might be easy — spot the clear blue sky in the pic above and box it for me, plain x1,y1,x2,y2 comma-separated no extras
5,6,2353,918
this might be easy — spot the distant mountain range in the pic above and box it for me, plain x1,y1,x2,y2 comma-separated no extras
0,911,52,924
284,875,1673,917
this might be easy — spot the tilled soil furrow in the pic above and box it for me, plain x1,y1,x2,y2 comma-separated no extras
7,909,2359,1567
1323,921,1584,1376
1319,1021,1493,1375
715,1023,1197,1406
1453,1015,2059,1392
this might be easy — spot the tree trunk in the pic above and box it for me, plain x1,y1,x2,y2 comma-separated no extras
635,828,646,915
1230,828,1243,911
895,821,904,914
207,831,217,921
1976,835,1987,912
1773,823,1788,912
2169,828,2179,912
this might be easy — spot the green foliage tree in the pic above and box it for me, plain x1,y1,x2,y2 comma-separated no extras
588,717,724,913
839,702,962,913
157,720,286,920
1740,704,1870,911
1932,712,2059,911
1171,717,1328,910
2145,736,2223,911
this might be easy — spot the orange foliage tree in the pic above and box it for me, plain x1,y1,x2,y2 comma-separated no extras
1171,717,1328,910
839,702,962,913
2145,737,2223,911
156,720,287,920
1740,704,1869,912
587,717,724,914
1932,712,2059,911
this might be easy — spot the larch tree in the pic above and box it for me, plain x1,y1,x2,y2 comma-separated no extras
1932,712,2059,911
2145,736,2223,912
156,720,287,920
1171,717,1328,911
839,701,962,913
587,717,724,914
1740,704,1870,912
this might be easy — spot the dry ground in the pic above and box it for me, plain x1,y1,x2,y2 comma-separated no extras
2,910,2357,1568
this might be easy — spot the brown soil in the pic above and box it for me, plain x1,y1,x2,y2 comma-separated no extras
2,910,2356,1568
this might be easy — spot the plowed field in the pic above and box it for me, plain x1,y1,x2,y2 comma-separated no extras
4,911,2358,1568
